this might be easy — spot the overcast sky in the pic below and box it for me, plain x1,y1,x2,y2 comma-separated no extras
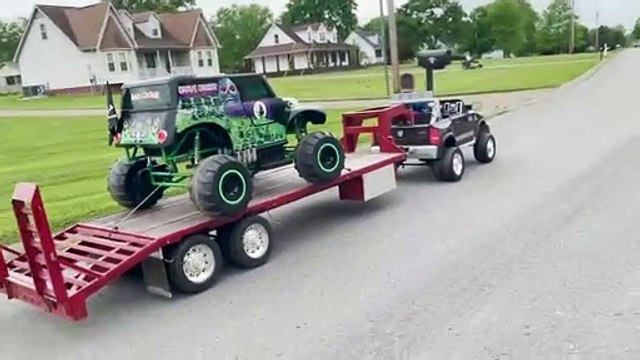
0,0,637,30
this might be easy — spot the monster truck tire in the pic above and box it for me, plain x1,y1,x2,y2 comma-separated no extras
431,146,465,182
217,215,273,269
473,130,496,163
108,158,166,209
294,131,345,183
191,154,253,216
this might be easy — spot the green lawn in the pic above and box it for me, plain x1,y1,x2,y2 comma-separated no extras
0,53,601,110
0,111,351,245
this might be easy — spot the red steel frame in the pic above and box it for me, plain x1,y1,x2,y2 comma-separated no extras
0,106,406,321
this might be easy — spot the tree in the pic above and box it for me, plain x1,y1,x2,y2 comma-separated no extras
535,0,575,54
0,20,25,63
399,0,468,49
213,4,273,72
633,17,640,40
514,0,539,55
280,0,358,39
110,0,195,12
459,6,495,56
484,0,528,56
364,14,422,61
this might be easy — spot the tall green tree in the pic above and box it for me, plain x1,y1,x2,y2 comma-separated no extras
535,0,575,54
0,19,25,63
484,0,528,56
633,17,640,40
280,0,358,39
399,0,468,49
364,14,422,61
515,0,539,55
213,4,273,72
459,6,495,56
110,0,195,12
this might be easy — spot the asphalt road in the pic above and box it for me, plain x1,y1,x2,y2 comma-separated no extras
1,51,639,359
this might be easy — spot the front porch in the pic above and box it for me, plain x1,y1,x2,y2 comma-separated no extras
250,46,360,76
136,50,193,79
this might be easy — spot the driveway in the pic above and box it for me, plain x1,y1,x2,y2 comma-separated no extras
0,51,638,359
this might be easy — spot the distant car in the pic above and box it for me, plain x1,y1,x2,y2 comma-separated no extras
389,90,497,181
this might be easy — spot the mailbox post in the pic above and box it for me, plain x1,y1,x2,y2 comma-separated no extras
416,49,454,94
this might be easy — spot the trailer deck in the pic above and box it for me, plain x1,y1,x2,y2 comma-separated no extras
0,104,409,321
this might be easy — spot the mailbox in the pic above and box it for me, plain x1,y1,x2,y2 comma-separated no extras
417,49,453,70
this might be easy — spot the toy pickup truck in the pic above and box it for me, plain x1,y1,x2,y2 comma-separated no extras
389,87,496,181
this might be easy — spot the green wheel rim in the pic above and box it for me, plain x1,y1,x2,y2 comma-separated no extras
317,143,341,173
218,169,247,205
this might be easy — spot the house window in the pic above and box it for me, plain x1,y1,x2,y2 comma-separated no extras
319,31,326,42
119,53,129,72
152,28,159,37
40,23,48,40
197,51,204,67
107,53,116,72
206,51,213,67
6,75,20,86
274,34,279,44
375,49,383,57
307,31,311,42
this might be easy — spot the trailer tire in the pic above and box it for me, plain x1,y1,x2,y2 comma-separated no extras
191,154,253,216
474,130,496,163
218,215,273,269
108,158,166,210
295,131,345,183
431,146,464,182
166,234,222,294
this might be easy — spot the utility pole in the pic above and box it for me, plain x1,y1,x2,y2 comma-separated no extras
386,0,400,93
569,0,575,54
595,11,600,51
379,0,390,96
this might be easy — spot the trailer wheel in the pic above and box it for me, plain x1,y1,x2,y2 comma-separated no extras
191,154,253,216
218,215,273,269
108,158,166,209
295,131,345,183
474,130,496,163
166,234,222,294
431,146,465,182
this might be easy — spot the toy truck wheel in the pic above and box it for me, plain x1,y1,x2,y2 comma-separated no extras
218,215,273,269
166,234,222,294
432,146,465,182
294,131,345,183
474,130,496,163
108,158,165,209
191,154,253,216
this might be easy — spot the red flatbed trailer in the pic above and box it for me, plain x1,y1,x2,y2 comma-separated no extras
0,104,408,321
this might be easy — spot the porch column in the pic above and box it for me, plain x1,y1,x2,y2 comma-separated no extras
167,50,174,74
156,50,161,75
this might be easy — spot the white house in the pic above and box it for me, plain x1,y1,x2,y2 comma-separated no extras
344,30,384,66
0,62,21,94
14,1,221,96
245,22,359,75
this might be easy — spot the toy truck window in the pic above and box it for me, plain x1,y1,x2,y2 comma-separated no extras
124,85,172,111
231,76,275,101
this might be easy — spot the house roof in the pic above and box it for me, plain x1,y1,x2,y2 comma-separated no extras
14,2,217,61
354,30,382,50
245,41,357,59
289,22,324,32
245,22,356,59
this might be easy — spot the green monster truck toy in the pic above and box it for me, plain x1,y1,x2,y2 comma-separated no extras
105,74,345,217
